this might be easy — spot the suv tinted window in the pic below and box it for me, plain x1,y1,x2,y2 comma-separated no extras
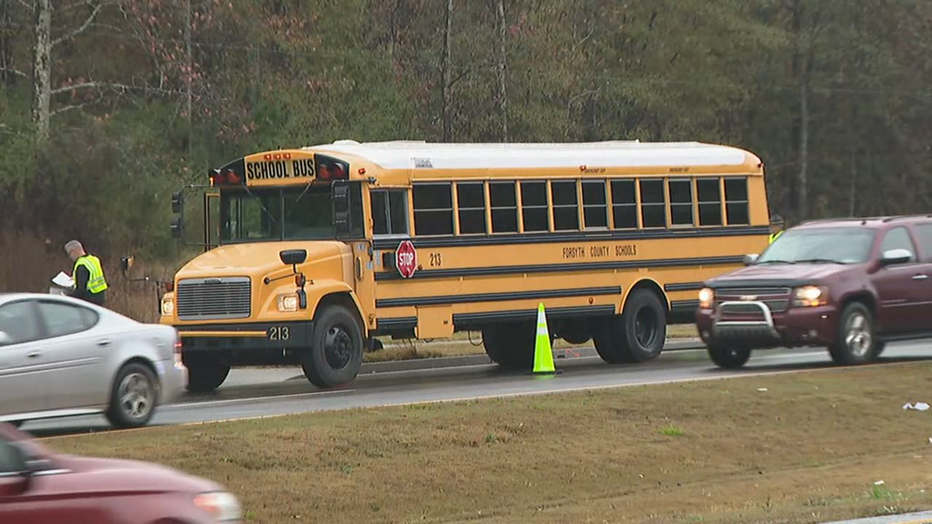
38,301,97,338
0,301,40,344
879,227,917,263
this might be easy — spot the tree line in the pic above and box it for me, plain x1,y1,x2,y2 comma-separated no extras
1,0,930,262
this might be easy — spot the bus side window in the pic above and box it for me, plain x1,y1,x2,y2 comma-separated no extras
611,180,638,229
490,182,518,233
668,179,694,227
372,189,409,236
697,178,723,226
520,181,549,232
582,180,608,229
724,178,749,225
457,182,487,234
551,180,579,231
413,184,454,236
640,179,667,228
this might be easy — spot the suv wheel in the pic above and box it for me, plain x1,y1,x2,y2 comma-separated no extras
707,345,751,369
829,302,877,366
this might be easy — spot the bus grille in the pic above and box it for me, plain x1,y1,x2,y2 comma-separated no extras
177,277,251,321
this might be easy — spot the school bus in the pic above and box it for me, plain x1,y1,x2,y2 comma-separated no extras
160,140,771,392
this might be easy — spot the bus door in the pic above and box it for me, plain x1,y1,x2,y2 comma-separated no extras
333,181,376,332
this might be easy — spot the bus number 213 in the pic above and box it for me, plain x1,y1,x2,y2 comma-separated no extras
429,253,443,267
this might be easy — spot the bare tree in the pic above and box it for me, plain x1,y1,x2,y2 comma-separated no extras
441,0,454,142
494,0,507,141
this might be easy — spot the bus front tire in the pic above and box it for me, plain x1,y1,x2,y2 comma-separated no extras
483,323,535,369
594,289,666,363
184,354,231,393
302,306,364,389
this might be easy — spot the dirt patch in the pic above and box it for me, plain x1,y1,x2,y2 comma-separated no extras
46,362,932,523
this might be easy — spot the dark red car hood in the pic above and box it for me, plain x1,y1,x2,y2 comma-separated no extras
706,262,856,287
33,454,222,496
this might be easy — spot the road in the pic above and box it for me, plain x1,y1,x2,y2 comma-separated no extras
23,341,932,437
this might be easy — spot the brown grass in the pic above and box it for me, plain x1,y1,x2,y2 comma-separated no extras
47,362,932,524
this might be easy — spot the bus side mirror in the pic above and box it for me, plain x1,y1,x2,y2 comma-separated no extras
170,216,183,239
171,191,184,214
121,256,135,273
280,249,307,266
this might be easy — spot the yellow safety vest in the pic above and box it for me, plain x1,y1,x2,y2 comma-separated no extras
769,231,784,244
73,255,109,294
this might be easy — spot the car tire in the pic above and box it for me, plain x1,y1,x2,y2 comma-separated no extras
829,302,877,366
593,290,666,363
482,323,536,369
707,345,752,369
302,305,364,388
184,354,231,393
106,362,159,428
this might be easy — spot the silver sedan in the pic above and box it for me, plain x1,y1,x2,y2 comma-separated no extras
0,293,186,428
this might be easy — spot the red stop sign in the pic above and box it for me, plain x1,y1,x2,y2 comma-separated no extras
396,240,418,278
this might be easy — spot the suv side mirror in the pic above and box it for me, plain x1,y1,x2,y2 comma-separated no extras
280,249,307,266
880,248,912,267
743,254,759,266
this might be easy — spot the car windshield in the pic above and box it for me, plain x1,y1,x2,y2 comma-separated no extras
757,228,875,265
220,187,333,242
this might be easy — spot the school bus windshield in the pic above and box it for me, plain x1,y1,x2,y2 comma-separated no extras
220,186,334,242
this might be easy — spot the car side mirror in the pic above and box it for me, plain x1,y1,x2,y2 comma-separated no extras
743,254,759,266
880,248,912,267
0,332,12,346
280,250,307,266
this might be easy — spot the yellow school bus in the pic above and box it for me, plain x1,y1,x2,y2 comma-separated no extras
160,140,770,392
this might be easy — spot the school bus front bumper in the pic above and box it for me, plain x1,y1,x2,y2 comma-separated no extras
176,322,314,354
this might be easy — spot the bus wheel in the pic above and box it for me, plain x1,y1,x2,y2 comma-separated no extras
302,305,364,388
594,289,666,363
482,323,535,369
184,353,231,393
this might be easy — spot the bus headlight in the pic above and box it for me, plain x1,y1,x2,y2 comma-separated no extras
794,286,828,307
699,288,714,309
161,296,175,316
277,294,299,312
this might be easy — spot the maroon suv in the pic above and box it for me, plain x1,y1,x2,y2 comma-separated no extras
696,216,932,368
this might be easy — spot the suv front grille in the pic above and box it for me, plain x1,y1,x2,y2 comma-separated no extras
177,277,251,321
716,287,792,314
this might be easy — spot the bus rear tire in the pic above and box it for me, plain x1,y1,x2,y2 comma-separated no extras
302,305,364,389
593,289,666,363
184,353,231,393
482,323,535,369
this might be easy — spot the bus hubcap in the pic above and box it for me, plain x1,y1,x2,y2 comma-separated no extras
324,326,353,370
634,307,658,348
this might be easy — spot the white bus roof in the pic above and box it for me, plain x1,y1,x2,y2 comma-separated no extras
303,140,756,171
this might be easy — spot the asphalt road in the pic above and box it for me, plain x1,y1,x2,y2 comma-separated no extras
23,341,932,437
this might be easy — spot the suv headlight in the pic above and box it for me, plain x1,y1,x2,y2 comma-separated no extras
193,491,242,522
161,296,175,316
793,286,829,307
699,288,714,309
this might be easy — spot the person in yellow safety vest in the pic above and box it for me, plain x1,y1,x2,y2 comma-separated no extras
64,240,108,306
769,214,785,244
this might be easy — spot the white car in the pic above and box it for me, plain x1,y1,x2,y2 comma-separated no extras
0,293,186,428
